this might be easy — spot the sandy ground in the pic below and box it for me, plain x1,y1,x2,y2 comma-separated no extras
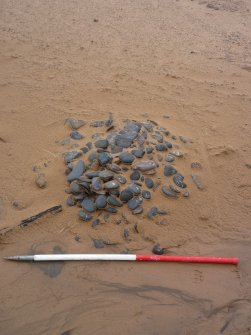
0,0,251,334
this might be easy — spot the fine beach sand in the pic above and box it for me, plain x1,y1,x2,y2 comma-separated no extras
0,1,251,334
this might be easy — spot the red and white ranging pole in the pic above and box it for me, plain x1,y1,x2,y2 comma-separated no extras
4,254,239,264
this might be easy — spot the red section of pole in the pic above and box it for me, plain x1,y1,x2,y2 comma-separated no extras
136,255,239,264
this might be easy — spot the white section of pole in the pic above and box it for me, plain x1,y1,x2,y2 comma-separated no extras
34,254,137,261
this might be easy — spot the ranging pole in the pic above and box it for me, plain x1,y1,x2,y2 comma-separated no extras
4,254,239,264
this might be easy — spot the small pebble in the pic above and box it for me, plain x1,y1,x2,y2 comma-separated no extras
104,180,120,189
75,234,81,242
66,195,76,206
119,152,135,164
93,239,105,248
146,146,153,154
70,181,82,194
107,195,123,207
179,136,187,143
81,198,97,212
142,190,151,199
165,141,173,148
173,174,187,188
183,191,190,198
131,148,145,158
157,154,163,162
171,150,183,157
164,165,177,177
156,143,167,151
147,207,158,219
91,218,100,228
96,195,107,208
70,131,84,140
95,139,109,149
128,196,142,210
35,173,47,189
120,189,134,202
191,162,202,169
123,228,130,239
130,170,140,180
165,154,175,163
65,118,85,130
145,178,154,189
79,210,92,221
64,151,82,164
81,146,89,153
162,185,178,198
152,244,164,255
86,142,93,149
127,183,141,195
132,206,143,215
98,152,112,166
115,219,122,225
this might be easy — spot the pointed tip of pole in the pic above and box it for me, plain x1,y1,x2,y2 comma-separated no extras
4,255,34,261
4,256,18,260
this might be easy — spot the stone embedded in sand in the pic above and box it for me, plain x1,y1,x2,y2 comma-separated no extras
91,177,103,192
131,148,145,158
64,151,82,164
173,174,187,188
115,135,132,148
70,131,84,140
171,150,183,157
107,195,123,207
132,160,156,172
96,195,107,209
81,198,97,212
142,190,151,199
152,243,164,255
120,189,133,202
99,170,114,181
114,174,127,184
165,154,175,163
127,196,142,210
132,206,143,215
164,164,177,177
162,185,178,198
191,174,204,190
130,170,140,181
147,207,158,219
145,178,154,189
104,180,120,189
93,239,105,248
119,152,135,164
66,195,76,206
127,183,141,195
95,139,109,149
98,152,112,166
79,210,92,221
65,118,85,130
35,173,47,189
91,218,100,228
156,143,167,151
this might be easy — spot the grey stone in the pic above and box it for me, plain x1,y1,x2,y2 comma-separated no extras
67,160,85,182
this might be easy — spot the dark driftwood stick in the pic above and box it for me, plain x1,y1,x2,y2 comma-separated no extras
0,205,62,237
19,205,62,227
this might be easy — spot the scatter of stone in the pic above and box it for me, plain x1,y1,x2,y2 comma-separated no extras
62,118,201,239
